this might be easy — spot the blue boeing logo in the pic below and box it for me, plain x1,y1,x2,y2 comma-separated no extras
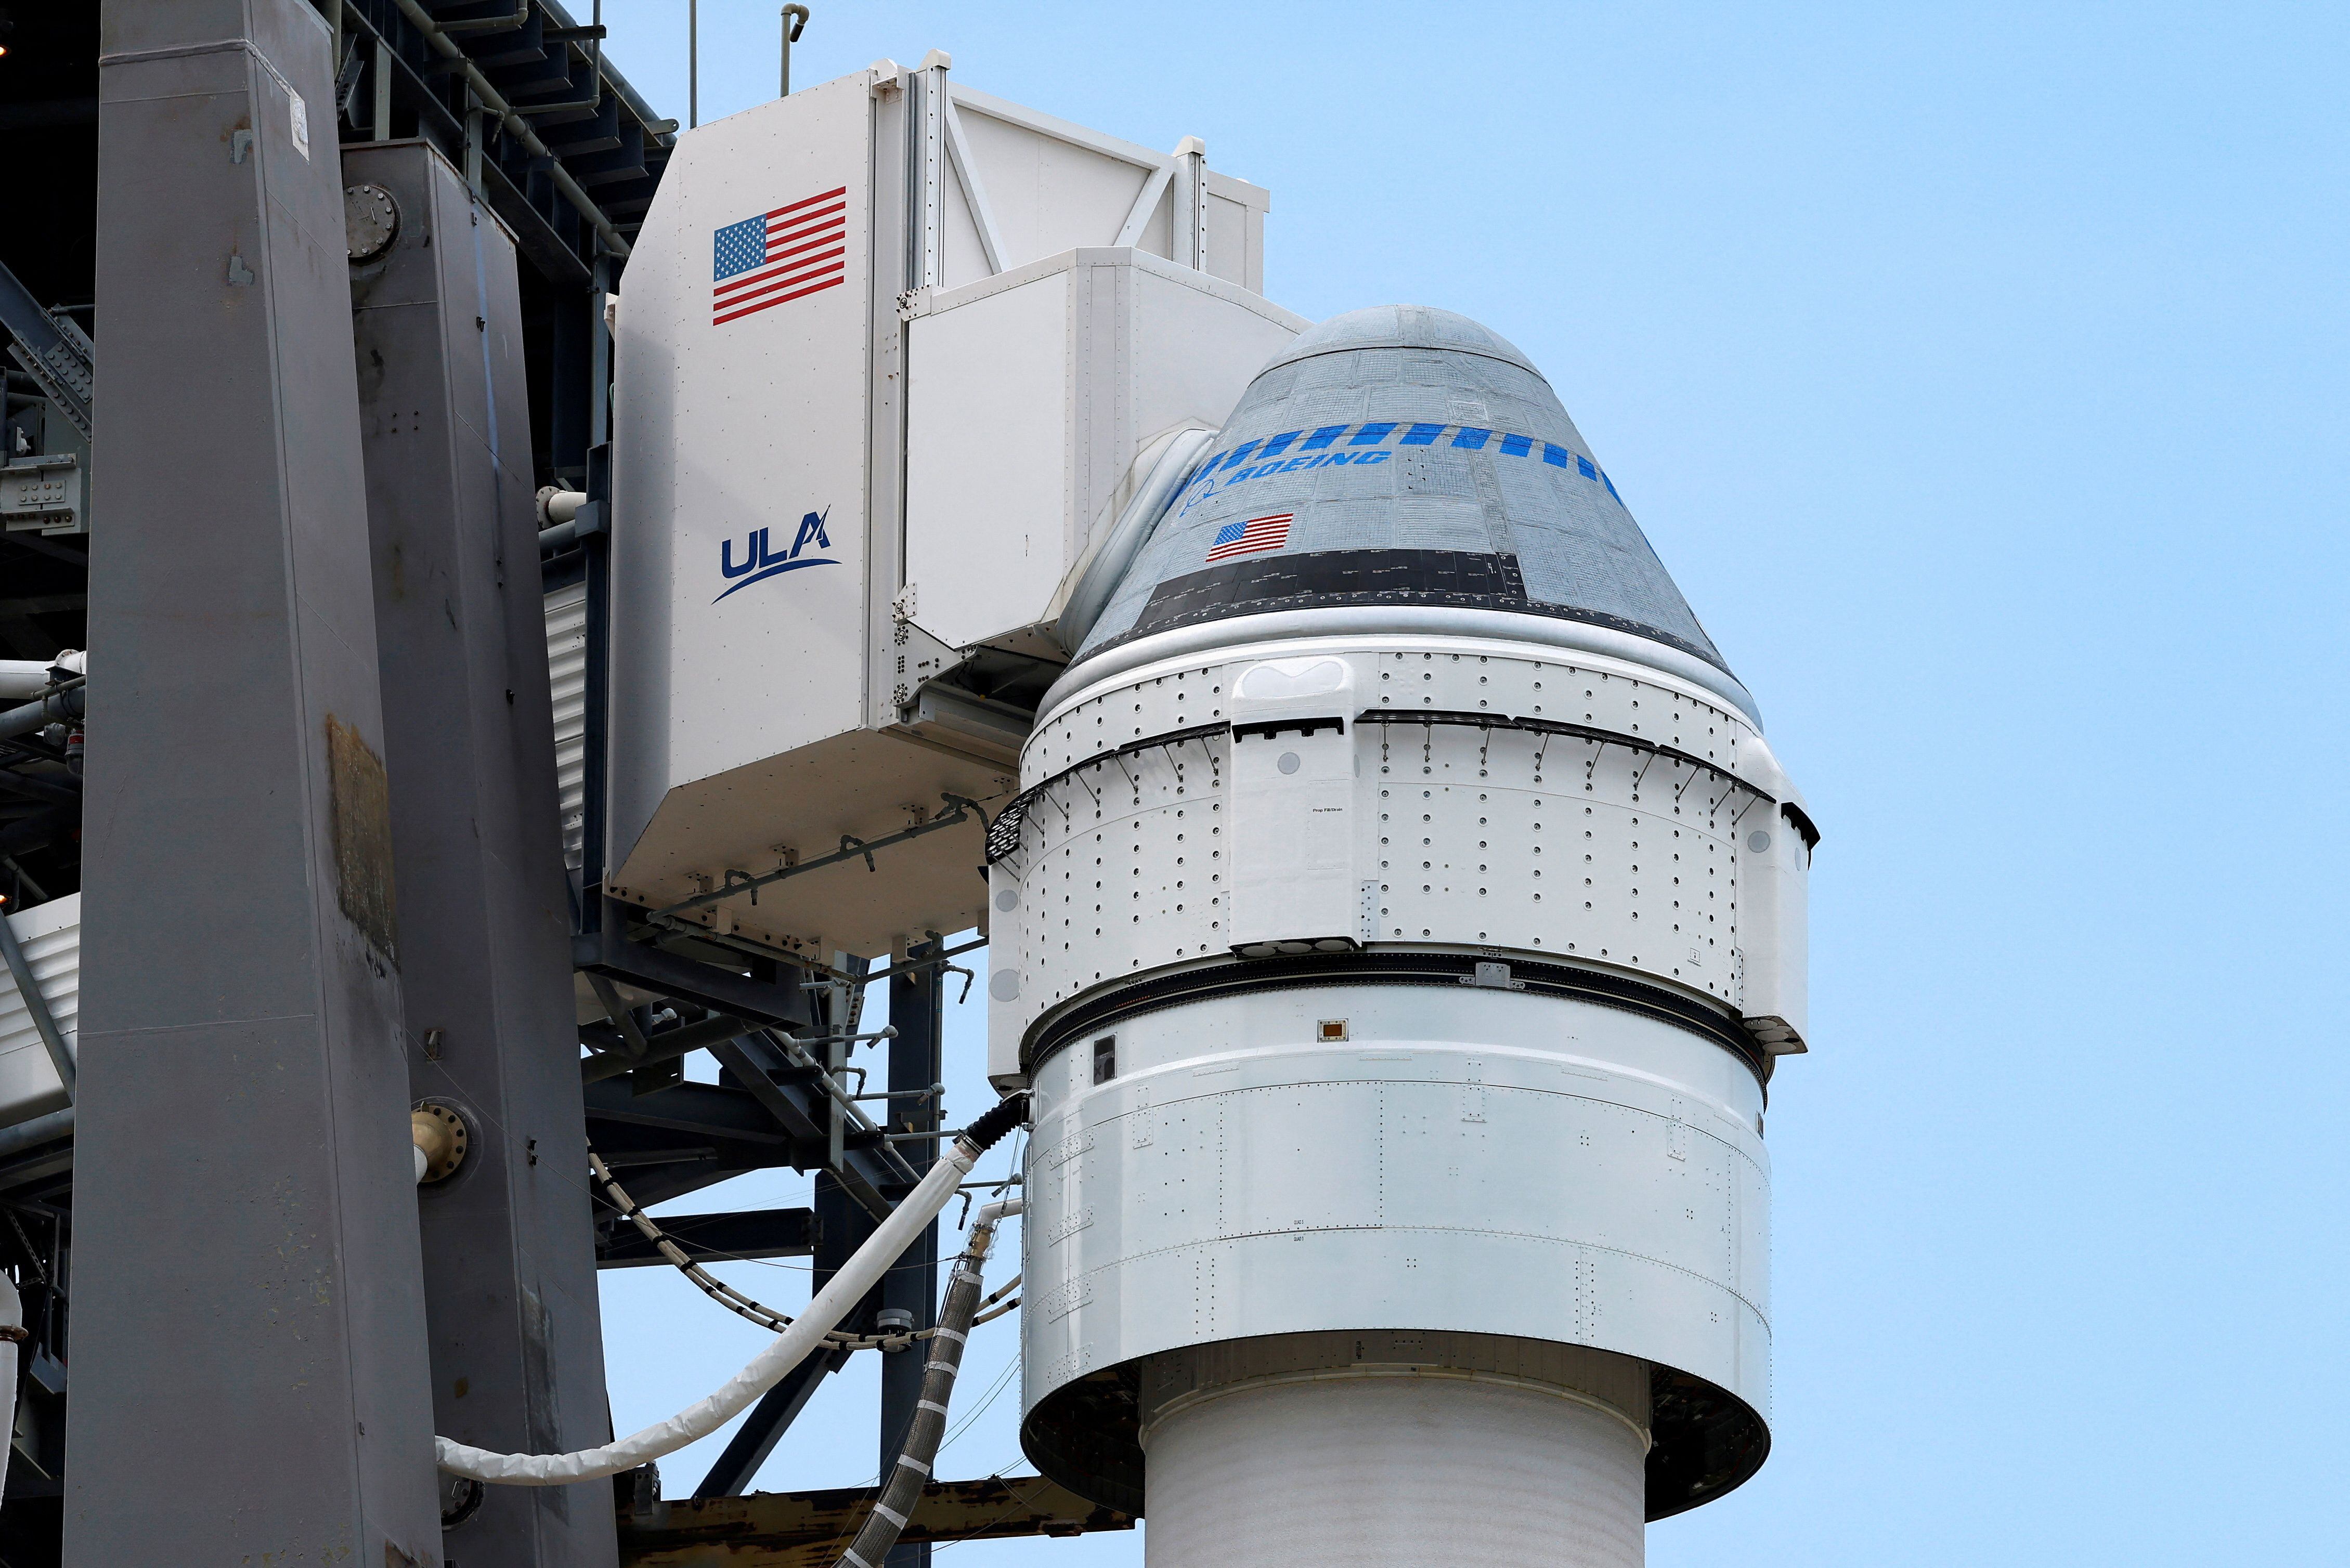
715,509,839,602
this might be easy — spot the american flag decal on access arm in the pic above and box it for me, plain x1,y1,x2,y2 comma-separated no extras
712,186,847,325
1205,513,1292,563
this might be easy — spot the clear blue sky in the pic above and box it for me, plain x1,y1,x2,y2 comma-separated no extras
590,5,2350,1563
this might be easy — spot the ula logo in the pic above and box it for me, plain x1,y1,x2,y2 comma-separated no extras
716,509,838,602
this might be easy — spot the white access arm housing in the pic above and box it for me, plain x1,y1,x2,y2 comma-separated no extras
600,56,1302,958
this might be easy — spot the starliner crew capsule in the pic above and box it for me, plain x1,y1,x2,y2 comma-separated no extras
986,305,1815,1568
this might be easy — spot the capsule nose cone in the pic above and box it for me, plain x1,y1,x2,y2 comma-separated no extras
1071,306,1737,689
1261,304,1541,374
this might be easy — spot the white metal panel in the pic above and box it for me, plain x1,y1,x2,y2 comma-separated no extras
1732,733,1811,1049
544,580,588,872
1227,655,1358,947
904,269,1071,650
903,250,1306,654
954,97,1155,268
1202,169,1271,292
939,142,1001,289
947,85,1271,287
1018,986,1771,1427
608,72,877,874
0,894,74,1128
991,627,1773,1070
941,97,1008,281
605,729,1008,960
1120,259,1300,508
946,85,1170,264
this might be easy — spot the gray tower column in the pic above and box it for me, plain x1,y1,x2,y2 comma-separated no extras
346,141,619,1566
67,2,440,1563
879,943,945,1568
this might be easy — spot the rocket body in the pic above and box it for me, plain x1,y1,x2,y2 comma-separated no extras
988,307,1812,1557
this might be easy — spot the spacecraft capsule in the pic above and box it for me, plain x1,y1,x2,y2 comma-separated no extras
989,306,1813,1567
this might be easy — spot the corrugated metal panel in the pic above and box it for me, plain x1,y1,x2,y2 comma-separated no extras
546,580,589,871
0,892,75,1128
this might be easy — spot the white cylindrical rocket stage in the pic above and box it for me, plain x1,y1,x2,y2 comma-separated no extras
1144,1358,1647,1568
985,306,1814,1561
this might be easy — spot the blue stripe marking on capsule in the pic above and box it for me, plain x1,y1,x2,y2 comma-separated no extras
1499,433,1533,456
1300,425,1348,451
1542,442,1573,467
1452,428,1492,449
1349,422,1399,446
1403,422,1446,446
1576,454,1598,479
1217,440,1263,472
1603,472,1622,502
1257,430,1302,459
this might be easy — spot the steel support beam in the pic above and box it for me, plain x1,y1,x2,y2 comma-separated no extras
595,1207,815,1268
619,1476,1137,1567
690,1345,851,1500
67,3,439,1559
878,940,945,1568
573,908,815,1028
347,138,617,1566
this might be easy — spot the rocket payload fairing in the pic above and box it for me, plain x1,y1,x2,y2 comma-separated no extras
988,306,1813,1567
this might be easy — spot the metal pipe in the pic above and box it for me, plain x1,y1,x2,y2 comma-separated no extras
0,678,80,742
385,0,632,258
540,0,676,138
435,1095,1027,1485
510,0,604,117
0,900,72,1101
655,797,981,917
852,1082,942,1103
780,4,808,96
537,487,588,525
770,1031,886,1136
371,35,392,140
688,0,698,128
834,1196,1021,1568
637,910,864,984
578,1010,755,1084
0,857,49,907
437,0,529,33
0,1108,71,1162
832,935,988,989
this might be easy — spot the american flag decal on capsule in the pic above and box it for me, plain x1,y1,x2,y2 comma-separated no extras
1205,513,1292,563
711,186,848,325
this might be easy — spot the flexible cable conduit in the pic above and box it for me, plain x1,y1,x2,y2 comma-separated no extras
438,1095,1026,1485
836,1196,1021,1568
589,1149,943,1350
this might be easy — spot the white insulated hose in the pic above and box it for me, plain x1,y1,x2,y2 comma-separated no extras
437,1095,1027,1485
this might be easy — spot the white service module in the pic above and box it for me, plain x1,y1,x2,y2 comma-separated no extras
604,54,1300,958
988,307,1816,1563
